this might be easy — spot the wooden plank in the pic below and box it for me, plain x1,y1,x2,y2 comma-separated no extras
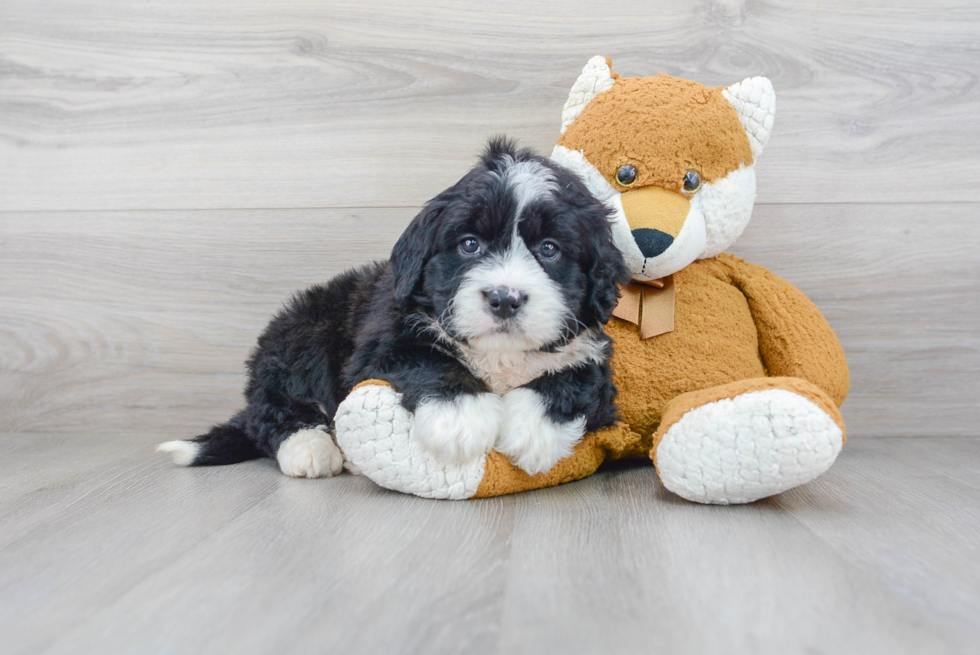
494,441,979,654
0,448,514,655
0,454,279,654
0,432,155,498
1,436,978,653
1,203,977,438
776,437,980,636
1,0,978,210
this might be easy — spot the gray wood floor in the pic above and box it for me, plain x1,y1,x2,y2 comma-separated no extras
2,0,979,438
1,434,978,654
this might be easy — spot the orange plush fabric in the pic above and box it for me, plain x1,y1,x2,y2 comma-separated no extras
608,253,849,438
558,75,754,192
472,423,640,498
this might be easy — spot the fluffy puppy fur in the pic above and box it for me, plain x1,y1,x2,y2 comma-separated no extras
159,138,629,478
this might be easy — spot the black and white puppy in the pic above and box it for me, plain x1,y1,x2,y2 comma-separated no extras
159,139,629,478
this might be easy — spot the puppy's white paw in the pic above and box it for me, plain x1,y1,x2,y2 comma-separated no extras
277,426,344,478
413,393,503,464
495,388,587,476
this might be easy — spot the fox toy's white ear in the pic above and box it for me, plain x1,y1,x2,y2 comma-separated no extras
560,56,617,134
722,77,776,159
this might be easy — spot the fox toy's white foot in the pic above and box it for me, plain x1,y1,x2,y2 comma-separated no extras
334,384,486,500
655,389,843,505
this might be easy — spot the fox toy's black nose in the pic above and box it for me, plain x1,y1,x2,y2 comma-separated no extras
632,228,674,258
485,287,527,319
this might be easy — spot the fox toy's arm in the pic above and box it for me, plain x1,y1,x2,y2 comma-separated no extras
719,253,850,406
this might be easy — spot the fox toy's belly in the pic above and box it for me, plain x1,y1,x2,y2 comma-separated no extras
608,258,766,438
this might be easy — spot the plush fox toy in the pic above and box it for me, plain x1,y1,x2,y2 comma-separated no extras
335,57,849,504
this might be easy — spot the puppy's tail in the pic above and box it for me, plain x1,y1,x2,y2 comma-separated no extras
158,414,261,467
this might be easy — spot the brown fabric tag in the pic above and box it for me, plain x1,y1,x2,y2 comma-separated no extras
612,276,675,339
613,284,642,324
639,275,674,339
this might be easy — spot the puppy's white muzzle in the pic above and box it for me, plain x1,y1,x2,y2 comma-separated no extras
450,241,567,352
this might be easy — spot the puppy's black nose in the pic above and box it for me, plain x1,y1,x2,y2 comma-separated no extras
485,287,527,319
632,228,674,258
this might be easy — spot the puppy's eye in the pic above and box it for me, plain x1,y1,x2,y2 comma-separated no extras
459,237,481,255
616,164,638,188
682,170,702,195
538,240,560,260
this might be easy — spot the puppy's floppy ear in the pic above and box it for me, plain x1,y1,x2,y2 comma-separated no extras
586,232,630,324
544,153,628,325
390,200,445,307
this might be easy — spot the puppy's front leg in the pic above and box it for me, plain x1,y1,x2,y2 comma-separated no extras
495,390,586,476
413,393,504,464
383,360,503,465
495,364,617,476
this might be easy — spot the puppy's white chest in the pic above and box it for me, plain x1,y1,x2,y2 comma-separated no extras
458,330,606,395
460,351,550,395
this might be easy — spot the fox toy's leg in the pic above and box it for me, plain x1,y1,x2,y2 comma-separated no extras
334,380,634,499
651,377,845,505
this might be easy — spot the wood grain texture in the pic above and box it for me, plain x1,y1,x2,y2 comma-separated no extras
1,0,979,210
2,3,977,652
1,435,979,654
2,203,977,438
0,208,406,435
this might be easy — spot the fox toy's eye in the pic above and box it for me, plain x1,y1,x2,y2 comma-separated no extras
682,170,702,195
459,237,482,255
616,164,638,187
538,240,560,260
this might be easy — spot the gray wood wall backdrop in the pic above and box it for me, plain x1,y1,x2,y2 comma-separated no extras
1,0,978,438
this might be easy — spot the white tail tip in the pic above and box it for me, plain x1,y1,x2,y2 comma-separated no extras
157,440,200,467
